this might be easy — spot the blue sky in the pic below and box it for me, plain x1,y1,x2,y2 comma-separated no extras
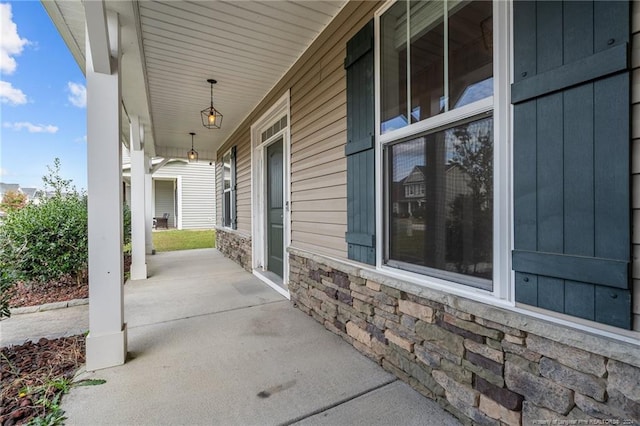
1,1,87,190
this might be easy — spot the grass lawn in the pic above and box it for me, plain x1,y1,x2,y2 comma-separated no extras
152,229,216,252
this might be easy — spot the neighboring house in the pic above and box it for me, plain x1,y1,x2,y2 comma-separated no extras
20,187,45,205
46,1,640,423
0,183,44,205
122,148,215,230
399,165,426,217
20,187,38,200
0,183,21,199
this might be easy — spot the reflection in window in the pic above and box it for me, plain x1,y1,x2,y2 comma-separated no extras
381,1,493,134
381,1,407,134
386,116,493,289
222,150,232,228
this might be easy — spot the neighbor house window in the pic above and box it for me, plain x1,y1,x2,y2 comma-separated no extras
222,147,236,228
381,0,494,290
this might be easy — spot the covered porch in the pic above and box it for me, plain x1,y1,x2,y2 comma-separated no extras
2,249,459,425
41,0,352,369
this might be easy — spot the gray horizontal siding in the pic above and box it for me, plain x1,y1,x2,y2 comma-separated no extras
122,145,131,165
154,160,216,230
216,2,382,251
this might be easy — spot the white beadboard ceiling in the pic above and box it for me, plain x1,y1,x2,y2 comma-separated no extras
43,0,347,161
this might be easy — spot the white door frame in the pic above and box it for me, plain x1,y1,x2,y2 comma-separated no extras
152,176,182,229
251,91,291,299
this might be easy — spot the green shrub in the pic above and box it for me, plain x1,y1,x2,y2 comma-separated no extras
122,202,131,246
0,194,88,286
0,260,17,318
0,158,133,319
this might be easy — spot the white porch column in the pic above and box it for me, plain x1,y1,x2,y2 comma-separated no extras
144,157,154,255
129,115,147,280
85,7,127,371
176,175,183,230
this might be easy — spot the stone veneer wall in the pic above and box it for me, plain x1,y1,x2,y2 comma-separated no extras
215,228,252,272
289,249,640,426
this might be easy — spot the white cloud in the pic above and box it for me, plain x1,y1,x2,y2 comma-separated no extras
0,3,29,75
67,82,86,108
0,167,7,176
75,135,87,143
0,80,27,105
3,121,59,134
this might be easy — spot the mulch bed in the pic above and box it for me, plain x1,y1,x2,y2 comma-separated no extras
9,280,88,309
8,254,131,309
0,336,86,426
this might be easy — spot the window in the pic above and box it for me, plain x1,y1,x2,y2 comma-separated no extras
386,117,493,289
381,1,493,134
222,147,236,228
380,0,494,290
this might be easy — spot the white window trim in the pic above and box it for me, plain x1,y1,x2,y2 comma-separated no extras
250,91,291,299
374,0,513,303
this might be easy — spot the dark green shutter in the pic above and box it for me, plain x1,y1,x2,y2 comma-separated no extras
231,145,237,230
512,1,631,328
345,20,375,265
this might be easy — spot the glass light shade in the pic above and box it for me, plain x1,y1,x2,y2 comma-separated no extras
201,106,223,129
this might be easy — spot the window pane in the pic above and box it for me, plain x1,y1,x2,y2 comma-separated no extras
223,152,231,191
386,116,493,287
223,191,231,227
381,2,408,134
410,1,445,121
448,1,493,109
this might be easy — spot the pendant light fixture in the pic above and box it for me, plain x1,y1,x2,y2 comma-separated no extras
201,79,223,129
187,132,198,162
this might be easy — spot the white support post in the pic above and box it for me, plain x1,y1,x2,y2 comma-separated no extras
145,156,154,255
129,115,147,280
176,176,183,230
85,9,127,371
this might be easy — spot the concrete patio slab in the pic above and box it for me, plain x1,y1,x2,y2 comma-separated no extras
294,381,461,426
65,301,405,425
5,248,461,425
1,303,89,347
125,248,283,328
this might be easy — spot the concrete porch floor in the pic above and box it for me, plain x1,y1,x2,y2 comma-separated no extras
4,248,461,425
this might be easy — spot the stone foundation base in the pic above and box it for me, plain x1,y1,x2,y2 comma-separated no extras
289,249,640,426
215,228,252,272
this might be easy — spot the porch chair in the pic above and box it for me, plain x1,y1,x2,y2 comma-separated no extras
155,213,170,229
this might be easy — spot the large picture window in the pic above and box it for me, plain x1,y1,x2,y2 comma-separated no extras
380,0,494,289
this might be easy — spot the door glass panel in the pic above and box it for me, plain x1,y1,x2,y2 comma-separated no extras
266,138,284,278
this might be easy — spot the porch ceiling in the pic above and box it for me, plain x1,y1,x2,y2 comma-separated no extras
43,0,347,161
